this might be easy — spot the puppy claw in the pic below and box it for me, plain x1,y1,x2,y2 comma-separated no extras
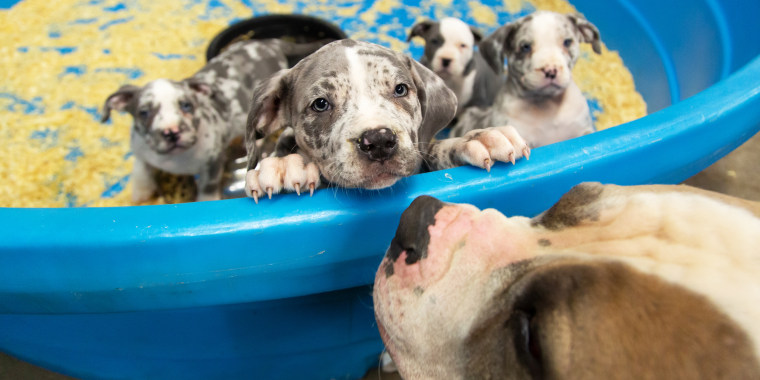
309,183,315,197
484,158,492,172
294,184,301,196
252,190,259,204
266,187,273,200
523,147,531,160
509,152,516,165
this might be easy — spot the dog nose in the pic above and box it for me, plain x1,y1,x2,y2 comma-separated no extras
162,129,180,143
358,127,398,162
441,58,452,68
386,195,446,266
542,66,558,79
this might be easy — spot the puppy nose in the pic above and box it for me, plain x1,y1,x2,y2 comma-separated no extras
441,58,452,68
162,129,179,143
358,127,398,162
386,195,446,266
542,66,558,79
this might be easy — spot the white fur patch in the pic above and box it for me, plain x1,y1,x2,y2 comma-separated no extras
144,79,182,132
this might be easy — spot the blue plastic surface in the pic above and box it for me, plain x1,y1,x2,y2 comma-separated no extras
2,0,760,379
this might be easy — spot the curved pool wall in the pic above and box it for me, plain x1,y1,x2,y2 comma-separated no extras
2,0,760,378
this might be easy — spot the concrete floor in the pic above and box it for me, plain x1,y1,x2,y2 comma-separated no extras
2,131,758,380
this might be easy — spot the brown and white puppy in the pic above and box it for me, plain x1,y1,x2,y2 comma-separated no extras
408,17,501,115
374,183,760,379
102,39,327,202
244,40,530,202
451,11,602,148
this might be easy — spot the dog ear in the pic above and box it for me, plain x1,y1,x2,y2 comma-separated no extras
245,69,291,170
478,22,519,75
404,55,457,146
470,26,484,43
101,84,140,123
407,20,435,42
186,79,215,97
567,14,602,54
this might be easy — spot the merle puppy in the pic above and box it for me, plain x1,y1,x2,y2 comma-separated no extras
102,39,326,202
408,17,501,115
451,11,602,148
243,40,531,202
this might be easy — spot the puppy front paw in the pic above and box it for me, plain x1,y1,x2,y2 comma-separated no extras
455,126,531,171
245,154,321,203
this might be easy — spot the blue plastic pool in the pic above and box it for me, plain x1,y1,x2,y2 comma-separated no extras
2,0,760,379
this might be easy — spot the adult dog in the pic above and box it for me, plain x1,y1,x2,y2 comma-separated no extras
374,183,760,379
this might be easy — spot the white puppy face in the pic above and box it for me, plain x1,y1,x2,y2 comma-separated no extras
410,17,479,80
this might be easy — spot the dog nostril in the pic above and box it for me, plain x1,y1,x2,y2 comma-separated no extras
162,130,179,143
441,58,452,67
543,67,558,79
358,127,398,162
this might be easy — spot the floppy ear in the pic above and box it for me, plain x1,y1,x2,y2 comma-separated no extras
567,13,602,54
407,20,435,42
404,55,457,146
470,26,484,43
186,78,215,97
245,69,291,170
478,22,518,75
101,84,140,122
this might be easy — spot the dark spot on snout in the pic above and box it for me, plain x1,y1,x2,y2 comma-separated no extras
538,238,551,247
532,182,604,230
384,195,446,277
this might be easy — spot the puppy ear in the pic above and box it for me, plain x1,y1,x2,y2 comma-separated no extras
567,14,602,54
245,69,291,170
478,22,518,75
407,20,434,42
470,26,484,43
101,84,140,123
404,55,457,146
186,79,214,97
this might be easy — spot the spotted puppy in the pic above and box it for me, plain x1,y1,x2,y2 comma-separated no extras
244,39,530,202
102,39,326,202
451,11,602,148
408,17,501,115
375,183,760,379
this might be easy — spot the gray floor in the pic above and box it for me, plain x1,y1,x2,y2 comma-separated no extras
2,132,759,380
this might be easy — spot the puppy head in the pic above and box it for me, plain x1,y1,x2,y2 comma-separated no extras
480,11,601,97
374,184,760,378
408,18,483,80
102,79,214,154
246,40,457,189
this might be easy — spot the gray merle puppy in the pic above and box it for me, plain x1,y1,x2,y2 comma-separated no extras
244,39,531,202
102,39,326,202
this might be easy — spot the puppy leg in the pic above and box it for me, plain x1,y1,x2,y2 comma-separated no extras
195,155,226,202
448,106,493,137
427,126,531,171
244,153,321,203
131,157,158,203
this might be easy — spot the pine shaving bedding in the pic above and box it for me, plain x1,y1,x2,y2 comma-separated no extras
0,0,647,208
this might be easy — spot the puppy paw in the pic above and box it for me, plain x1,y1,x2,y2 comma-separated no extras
456,126,531,171
245,154,321,203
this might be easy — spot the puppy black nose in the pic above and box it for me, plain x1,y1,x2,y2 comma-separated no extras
441,58,452,68
386,196,446,267
358,127,398,162
162,129,180,143
543,67,558,79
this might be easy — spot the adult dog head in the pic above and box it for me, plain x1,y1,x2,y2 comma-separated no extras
245,39,457,190
374,183,760,379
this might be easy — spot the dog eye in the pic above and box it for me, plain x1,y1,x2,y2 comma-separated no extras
138,109,149,119
563,38,573,48
430,38,441,46
179,101,194,113
509,309,542,376
519,42,532,54
394,84,408,97
460,43,467,49
311,98,331,112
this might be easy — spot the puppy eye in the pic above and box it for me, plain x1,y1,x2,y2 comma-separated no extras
519,42,532,54
179,101,194,113
394,84,409,97
311,98,331,112
430,38,441,46
460,43,467,49
138,109,149,119
563,38,573,48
